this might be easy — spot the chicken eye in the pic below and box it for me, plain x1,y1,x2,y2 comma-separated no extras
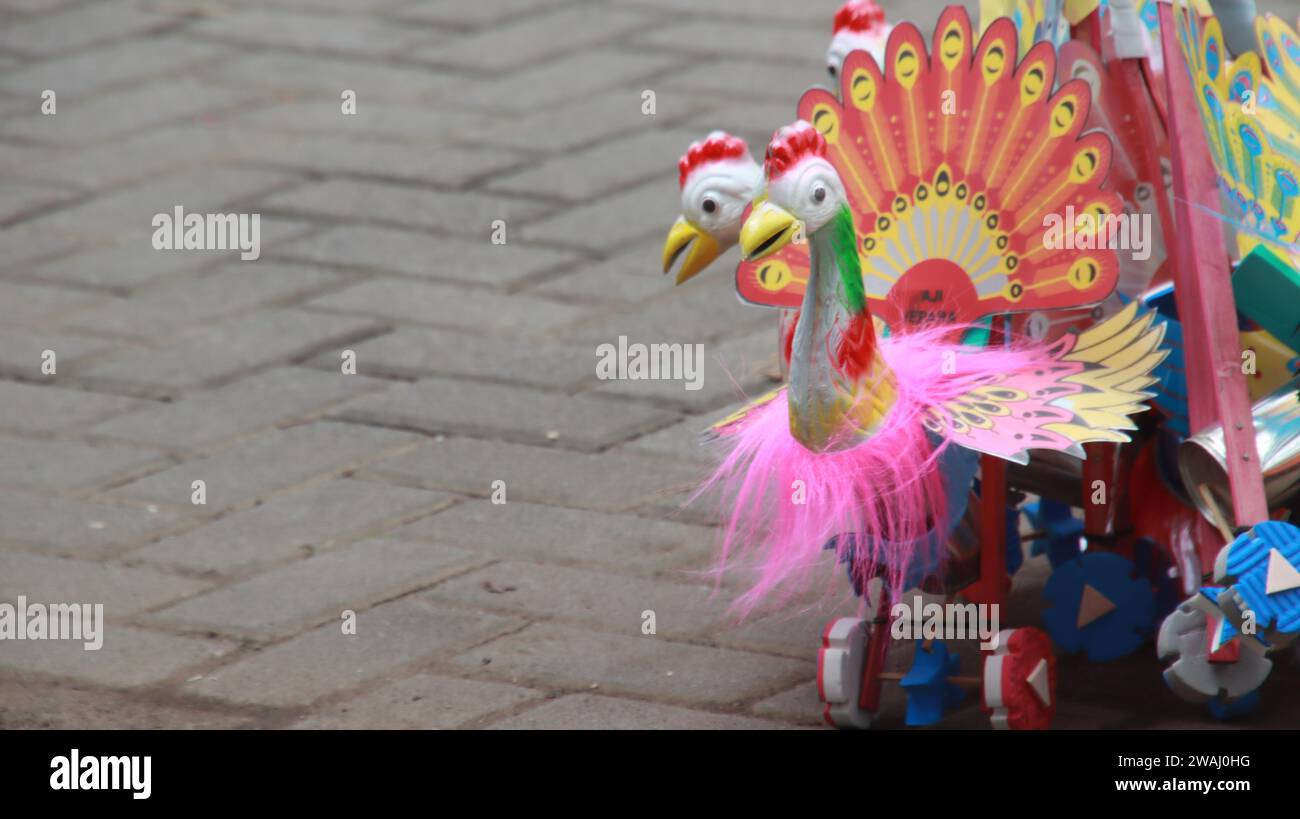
702,197,717,214
828,65,837,78
812,185,827,204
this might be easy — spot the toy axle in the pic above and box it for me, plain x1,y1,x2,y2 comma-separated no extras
878,670,981,688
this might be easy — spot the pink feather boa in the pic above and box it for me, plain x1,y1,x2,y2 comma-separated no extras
695,325,1060,616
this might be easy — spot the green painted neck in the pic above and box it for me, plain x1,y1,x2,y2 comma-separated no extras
826,205,865,315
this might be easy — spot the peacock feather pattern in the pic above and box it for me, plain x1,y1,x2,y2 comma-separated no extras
921,302,1166,463
1175,5,1300,265
735,7,1124,332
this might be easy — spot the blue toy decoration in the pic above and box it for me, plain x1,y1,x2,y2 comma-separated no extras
1213,521,1300,648
1022,498,1084,568
899,640,966,727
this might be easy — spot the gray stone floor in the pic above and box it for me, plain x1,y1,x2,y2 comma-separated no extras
1,0,1299,729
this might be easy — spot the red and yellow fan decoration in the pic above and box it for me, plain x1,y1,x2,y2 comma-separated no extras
735,7,1122,332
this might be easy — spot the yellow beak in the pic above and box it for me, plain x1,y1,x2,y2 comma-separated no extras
662,217,722,284
739,201,797,261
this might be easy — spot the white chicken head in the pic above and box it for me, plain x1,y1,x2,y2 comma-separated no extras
827,0,893,79
662,131,762,284
741,121,850,261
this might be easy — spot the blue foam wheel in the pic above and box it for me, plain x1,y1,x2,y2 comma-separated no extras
1043,551,1156,661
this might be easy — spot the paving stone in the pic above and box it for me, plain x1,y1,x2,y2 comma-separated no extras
261,179,547,236
0,328,114,379
0,551,210,618
488,128,699,202
293,672,543,729
0,0,82,15
632,19,828,67
589,327,782,413
76,309,379,396
365,438,706,513
0,178,81,224
304,327,596,391
562,277,773,345
0,489,185,559
0,437,167,493
425,560,727,638
452,622,809,706
0,381,142,435
0,224,85,275
714,602,856,660
472,88,703,154
0,281,103,326
407,6,652,74
88,366,388,452
0,0,172,56
519,176,680,252
221,0,409,13
488,693,792,729
31,123,290,192
527,239,676,306
31,217,314,290
749,680,826,726
620,414,721,464
454,50,682,115
183,597,523,707
60,262,347,339
611,0,842,24
0,36,227,99
383,0,567,28
0,625,235,688
21,166,296,242
277,225,578,290
186,7,435,56
0,668,253,730
110,421,425,512
129,478,451,575
148,537,483,638
665,57,831,108
335,377,677,451
683,99,813,156
0,77,257,147
220,100,496,145
305,278,585,337
248,136,524,189
388,500,713,572
199,50,467,103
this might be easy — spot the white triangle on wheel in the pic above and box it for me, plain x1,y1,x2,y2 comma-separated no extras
1026,658,1051,707
1265,548,1300,595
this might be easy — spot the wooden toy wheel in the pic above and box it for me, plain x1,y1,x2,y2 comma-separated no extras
817,617,874,729
982,627,1056,730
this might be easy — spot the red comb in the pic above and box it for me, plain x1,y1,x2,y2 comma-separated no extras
764,121,825,182
678,132,749,188
833,0,886,34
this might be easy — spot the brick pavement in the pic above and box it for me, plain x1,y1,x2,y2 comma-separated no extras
2,0,1300,730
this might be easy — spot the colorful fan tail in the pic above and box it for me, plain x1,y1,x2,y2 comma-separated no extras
1059,39,1172,296
787,6,1121,332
